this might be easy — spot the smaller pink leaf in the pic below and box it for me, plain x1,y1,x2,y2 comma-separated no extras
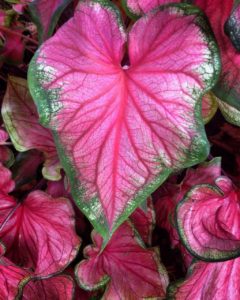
75,221,168,299
2,76,61,180
130,197,155,245
123,0,181,17
0,256,31,300
168,258,240,300
29,0,72,43
22,275,74,300
176,176,240,261
0,189,81,277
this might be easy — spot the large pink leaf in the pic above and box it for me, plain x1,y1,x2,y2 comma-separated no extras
29,2,219,238
75,221,169,299
0,189,81,277
130,197,155,245
29,0,72,43
2,76,61,180
122,0,181,17
194,0,240,116
176,176,240,261
167,258,240,300
22,275,74,300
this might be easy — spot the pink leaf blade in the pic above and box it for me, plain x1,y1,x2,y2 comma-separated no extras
167,258,240,300
29,0,72,43
176,177,240,261
0,190,81,278
28,2,220,238
75,221,168,299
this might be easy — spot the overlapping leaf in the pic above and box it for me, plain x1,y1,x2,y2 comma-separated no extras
0,242,31,300
194,0,240,124
122,0,181,18
0,186,81,277
154,158,221,265
22,275,75,300
2,76,61,180
176,176,240,261
168,258,240,300
29,1,219,238
75,221,168,299
29,0,72,43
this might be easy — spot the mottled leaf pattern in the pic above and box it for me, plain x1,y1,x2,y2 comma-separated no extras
75,221,168,299
176,176,240,261
29,1,219,238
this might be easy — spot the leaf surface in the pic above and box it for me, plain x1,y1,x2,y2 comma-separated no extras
29,1,219,238
176,176,240,261
2,76,61,180
168,258,240,300
0,190,81,278
75,221,168,299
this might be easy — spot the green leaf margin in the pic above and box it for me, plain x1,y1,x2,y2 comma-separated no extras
28,0,221,242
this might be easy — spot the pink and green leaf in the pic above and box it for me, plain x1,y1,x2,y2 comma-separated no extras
0,189,81,278
75,221,169,299
122,0,181,18
2,76,61,180
176,176,240,261
167,258,240,300
29,0,72,43
28,1,220,239
194,0,240,111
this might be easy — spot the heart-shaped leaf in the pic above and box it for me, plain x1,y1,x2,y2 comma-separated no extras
167,258,240,300
0,189,81,278
75,221,169,299
22,275,74,300
29,0,72,43
2,76,61,180
122,0,181,18
176,176,240,261
29,1,220,238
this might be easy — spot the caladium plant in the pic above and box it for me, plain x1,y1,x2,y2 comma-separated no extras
28,0,220,240
1,0,240,298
